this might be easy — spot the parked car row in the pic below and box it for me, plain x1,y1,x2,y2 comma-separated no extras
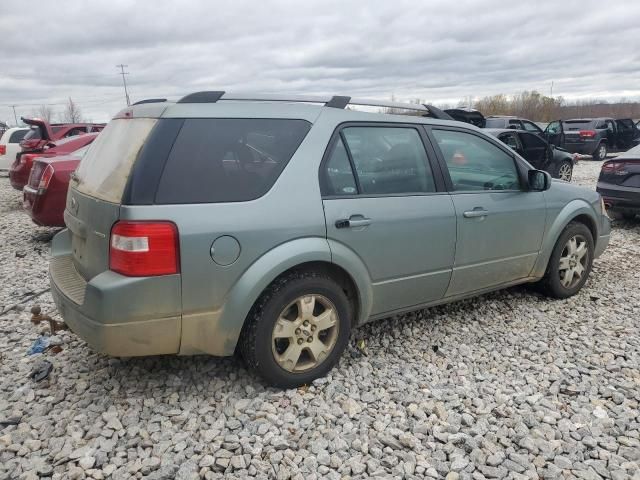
445,108,640,161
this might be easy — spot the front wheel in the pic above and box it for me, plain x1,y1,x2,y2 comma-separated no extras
593,142,607,161
239,271,352,388
555,160,573,182
539,222,594,299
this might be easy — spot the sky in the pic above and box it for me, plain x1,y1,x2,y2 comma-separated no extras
1,0,639,124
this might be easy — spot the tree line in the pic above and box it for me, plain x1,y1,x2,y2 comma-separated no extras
446,91,640,122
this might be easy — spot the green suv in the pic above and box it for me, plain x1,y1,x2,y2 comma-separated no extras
49,92,611,387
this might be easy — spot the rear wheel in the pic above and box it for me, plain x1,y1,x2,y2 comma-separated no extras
539,222,594,299
556,160,573,182
239,271,352,388
593,142,607,161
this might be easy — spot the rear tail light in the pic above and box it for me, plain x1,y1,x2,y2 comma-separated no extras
579,130,596,138
37,165,54,191
109,221,180,277
0,145,5,155
602,161,628,175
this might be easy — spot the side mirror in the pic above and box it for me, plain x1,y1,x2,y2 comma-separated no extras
528,169,551,191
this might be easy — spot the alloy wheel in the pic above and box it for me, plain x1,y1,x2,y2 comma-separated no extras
558,163,572,182
558,234,589,289
271,294,339,372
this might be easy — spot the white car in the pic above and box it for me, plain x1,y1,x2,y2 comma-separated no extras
0,127,29,171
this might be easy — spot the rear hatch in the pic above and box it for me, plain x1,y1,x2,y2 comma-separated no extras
563,120,595,144
65,117,157,280
20,118,54,151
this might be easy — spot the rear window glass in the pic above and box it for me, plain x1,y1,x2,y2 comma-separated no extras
485,118,506,128
155,118,311,204
9,130,27,143
564,121,593,130
75,118,157,203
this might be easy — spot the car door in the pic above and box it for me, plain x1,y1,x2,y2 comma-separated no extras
497,131,525,158
427,127,546,296
518,132,550,170
615,119,635,150
545,120,564,147
321,123,456,316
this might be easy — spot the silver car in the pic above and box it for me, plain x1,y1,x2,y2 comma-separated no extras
49,92,611,387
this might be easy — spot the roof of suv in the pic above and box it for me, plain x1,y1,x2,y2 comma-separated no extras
115,91,463,127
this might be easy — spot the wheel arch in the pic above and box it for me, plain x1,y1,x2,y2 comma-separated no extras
531,200,599,278
182,237,371,356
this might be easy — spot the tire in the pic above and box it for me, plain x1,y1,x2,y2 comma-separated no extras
555,160,573,182
539,221,594,299
239,270,352,388
593,142,607,161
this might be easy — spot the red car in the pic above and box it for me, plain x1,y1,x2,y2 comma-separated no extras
9,133,98,191
19,117,104,153
23,137,97,227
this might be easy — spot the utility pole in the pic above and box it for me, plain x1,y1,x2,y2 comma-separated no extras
11,105,18,125
550,81,554,98
116,64,131,106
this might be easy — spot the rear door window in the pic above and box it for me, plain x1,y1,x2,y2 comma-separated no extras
339,126,436,195
155,119,311,204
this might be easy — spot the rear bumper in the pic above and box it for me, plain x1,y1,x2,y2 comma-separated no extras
9,165,27,190
49,229,182,357
563,141,598,155
597,182,640,211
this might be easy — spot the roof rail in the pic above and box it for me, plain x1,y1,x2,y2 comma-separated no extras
174,91,453,120
132,98,167,106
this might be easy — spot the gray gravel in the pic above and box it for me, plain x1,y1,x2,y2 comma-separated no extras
1,160,639,480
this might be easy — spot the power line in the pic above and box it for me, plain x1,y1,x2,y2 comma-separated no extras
11,106,17,124
116,64,130,107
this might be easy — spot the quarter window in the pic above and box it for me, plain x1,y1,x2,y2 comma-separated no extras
339,127,436,195
155,118,311,204
432,129,520,191
322,138,358,196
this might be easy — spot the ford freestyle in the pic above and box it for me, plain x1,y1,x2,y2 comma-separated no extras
49,92,611,387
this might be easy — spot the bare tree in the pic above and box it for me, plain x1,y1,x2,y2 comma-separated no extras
33,104,54,123
63,97,83,123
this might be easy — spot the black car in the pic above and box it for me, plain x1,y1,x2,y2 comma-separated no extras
485,116,545,136
444,108,486,127
597,144,640,220
486,128,576,181
544,117,640,161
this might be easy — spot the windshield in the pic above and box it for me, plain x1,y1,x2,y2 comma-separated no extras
75,118,157,203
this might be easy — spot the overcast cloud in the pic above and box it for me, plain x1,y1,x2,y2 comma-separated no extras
1,0,639,123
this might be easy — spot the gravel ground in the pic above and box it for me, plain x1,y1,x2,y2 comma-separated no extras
1,162,639,480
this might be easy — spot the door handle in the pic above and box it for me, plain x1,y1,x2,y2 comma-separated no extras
463,208,490,218
335,216,372,229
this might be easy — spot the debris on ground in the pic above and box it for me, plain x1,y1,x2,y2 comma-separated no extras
26,336,50,355
29,360,53,382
